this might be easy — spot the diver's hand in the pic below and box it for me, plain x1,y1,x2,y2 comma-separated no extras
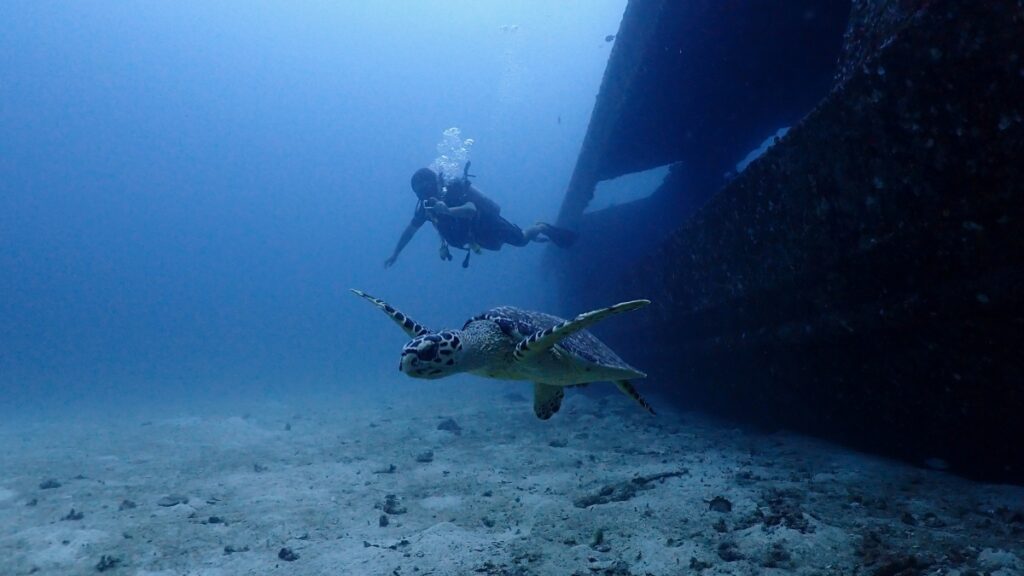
439,244,452,261
384,255,397,269
425,200,450,216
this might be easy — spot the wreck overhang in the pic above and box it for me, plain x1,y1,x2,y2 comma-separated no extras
557,0,851,227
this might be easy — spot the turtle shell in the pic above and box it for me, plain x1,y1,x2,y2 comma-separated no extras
464,306,636,371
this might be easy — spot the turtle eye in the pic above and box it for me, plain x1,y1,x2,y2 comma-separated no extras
400,347,419,363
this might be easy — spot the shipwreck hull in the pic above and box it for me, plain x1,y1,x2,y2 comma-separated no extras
555,1,1024,482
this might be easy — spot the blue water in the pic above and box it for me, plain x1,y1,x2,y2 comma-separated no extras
0,1,626,415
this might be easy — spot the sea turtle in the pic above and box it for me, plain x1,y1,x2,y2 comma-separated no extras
351,289,655,419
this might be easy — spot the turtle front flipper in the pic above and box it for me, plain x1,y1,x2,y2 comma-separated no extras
350,289,430,337
513,299,650,362
533,383,564,420
615,380,656,415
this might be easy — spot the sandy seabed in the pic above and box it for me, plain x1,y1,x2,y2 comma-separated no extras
1,384,1022,576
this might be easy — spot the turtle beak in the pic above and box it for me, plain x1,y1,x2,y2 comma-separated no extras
399,350,415,374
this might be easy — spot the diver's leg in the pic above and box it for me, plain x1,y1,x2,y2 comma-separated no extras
493,217,530,247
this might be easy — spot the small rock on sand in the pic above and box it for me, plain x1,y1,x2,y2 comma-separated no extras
157,495,189,507
379,494,407,515
709,496,733,513
61,508,84,521
437,418,462,435
95,555,121,572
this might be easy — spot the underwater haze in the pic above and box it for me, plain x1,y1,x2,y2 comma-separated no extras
0,1,624,415
3,2,1023,575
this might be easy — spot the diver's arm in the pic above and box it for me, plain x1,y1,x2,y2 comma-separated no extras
385,220,423,268
427,201,477,220
444,201,478,219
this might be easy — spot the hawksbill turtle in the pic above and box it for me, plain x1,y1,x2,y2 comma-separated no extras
351,289,655,419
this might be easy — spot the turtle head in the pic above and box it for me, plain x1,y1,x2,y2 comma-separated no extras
400,330,465,379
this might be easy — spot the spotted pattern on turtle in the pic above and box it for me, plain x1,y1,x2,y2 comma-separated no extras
353,289,654,419
466,306,633,370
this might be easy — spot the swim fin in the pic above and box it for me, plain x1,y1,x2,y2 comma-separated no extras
539,223,578,248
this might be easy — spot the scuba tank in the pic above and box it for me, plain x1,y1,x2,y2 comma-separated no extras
432,162,477,268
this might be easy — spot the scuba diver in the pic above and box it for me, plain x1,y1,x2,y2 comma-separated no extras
384,163,577,269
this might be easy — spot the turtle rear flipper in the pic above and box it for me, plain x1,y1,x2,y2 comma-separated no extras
513,299,650,362
533,383,564,420
351,289,430,337
615,380,656,415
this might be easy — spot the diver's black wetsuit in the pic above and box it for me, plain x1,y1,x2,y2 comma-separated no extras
385,166,576,269
413,181,530,250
